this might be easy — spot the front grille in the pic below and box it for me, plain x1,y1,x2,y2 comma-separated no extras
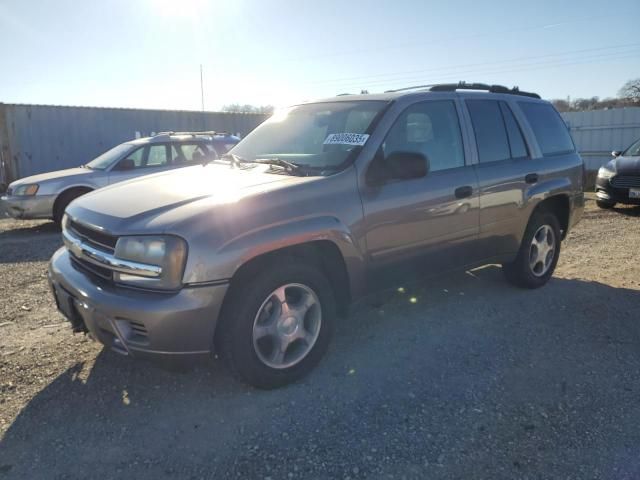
68,219,118,252
611,175,640,189
70,255,113,281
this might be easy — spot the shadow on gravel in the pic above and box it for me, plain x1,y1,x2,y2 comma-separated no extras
2,269,640,479
0,221,59,238
0,223,61,264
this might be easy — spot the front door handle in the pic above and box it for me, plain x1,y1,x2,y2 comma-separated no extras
525,173,539,184
454,185,473,199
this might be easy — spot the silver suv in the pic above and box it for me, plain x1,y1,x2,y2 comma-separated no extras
48,83,584,388
1,131,239,225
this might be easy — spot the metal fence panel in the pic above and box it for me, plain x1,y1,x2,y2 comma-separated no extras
0,103,268,184
561,107,640,172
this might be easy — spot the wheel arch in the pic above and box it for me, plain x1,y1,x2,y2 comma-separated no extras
53,185,94,219
531,194,570,239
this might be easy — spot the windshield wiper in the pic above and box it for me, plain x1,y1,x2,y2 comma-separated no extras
220,154,308,175
219,152,246,168
251,158,307,174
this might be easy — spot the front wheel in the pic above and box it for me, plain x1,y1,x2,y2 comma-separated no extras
502,211,561,289
217,259,335,389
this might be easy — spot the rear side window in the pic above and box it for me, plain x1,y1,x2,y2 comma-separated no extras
519,102,574,156
499,102,528,159
466,100,510,163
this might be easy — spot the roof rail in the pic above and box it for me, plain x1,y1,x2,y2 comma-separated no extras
153,131,231,137
384,84,436,93
428,82,541,99
385,81,540,98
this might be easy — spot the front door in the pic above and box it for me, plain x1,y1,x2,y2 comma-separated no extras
360,99,480,288
108,144,173,185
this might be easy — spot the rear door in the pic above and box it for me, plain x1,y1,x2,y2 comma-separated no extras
465,98,539,258
359,98,480,285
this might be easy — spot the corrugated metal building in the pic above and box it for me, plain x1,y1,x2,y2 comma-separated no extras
561,107,640,172
0,103,268,186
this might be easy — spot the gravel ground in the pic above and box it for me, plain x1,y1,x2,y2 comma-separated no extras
1,195,640,479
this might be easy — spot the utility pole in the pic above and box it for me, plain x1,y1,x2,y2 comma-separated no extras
200,64,205,112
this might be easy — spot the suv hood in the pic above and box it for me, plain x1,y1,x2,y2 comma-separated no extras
68,163,316,231
11,167,92,187
613,155,640,175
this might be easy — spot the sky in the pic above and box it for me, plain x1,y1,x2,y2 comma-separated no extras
1,0,639,111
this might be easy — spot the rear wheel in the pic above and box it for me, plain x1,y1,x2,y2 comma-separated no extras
503,211,561,289
218,258,335,389
596,199,616,209
53,189,91,226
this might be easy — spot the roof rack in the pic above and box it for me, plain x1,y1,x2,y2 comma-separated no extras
386,81,541,99
153,131,231,137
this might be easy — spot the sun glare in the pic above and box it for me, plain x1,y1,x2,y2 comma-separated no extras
151,0,207,17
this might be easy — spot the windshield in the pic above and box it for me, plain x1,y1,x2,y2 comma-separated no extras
85,143,135,170
623,138,640,157
229,101,388,172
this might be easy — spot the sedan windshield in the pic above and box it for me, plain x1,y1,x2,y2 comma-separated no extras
229,101,388,172
623,138,640,157
85,143,135,170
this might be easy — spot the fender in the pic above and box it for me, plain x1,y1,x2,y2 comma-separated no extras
185,216,368,299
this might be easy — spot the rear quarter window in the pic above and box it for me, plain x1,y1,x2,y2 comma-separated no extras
519,102,575,156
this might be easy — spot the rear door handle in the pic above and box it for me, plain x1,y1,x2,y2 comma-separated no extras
525,173,539,184
454,185,473,199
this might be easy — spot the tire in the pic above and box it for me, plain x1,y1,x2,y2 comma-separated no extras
596,199,616,209
502,211,562,289
217,258,336,389
53,189,90,226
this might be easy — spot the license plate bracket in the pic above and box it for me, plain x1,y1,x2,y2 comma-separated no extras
52,286,86,333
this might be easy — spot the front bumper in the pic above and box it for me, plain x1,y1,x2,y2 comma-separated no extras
48,247,229,362
595,176,640,205
0,194,56,219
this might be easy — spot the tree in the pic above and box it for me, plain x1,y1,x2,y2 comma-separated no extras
618,78,640,104
222,104,274,114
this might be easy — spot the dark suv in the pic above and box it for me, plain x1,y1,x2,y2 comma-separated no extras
49,83,584,388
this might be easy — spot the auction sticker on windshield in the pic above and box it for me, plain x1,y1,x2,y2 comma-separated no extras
323,133,370,146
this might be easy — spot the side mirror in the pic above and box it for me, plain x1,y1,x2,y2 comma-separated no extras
386,151,429,180
612,150,622,158
367,150,429,185
115,158,135,171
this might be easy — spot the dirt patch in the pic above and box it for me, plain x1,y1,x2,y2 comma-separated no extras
1,196,640,479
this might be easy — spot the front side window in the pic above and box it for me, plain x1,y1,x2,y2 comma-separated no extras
230,101,388,172
382,100,465,172
86,143,136,170
519,102,575,156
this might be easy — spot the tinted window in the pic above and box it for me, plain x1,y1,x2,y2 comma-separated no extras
466,100,510,163
146,145,169,167
383,100,465,172
171,143,212,163
499,102,528,159
624,138,640,156
519,102,574,156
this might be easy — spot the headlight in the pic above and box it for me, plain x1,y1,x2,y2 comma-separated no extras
597,165,616,179
113,235,187,290
13,184,39,196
